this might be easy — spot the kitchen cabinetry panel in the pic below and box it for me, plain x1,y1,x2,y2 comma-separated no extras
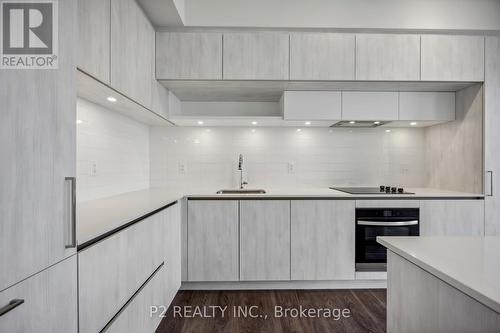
291,200,355,280
78,0,110,83
421,35,485,81
420,200,484,236
399,92,455,121
240,201,291,281
342,91,399,121
356,34,420,81
111,0,154,108
164,203,182,306
78,212,166,333
106,264,166,333
156,32,223,80
0,0,76,291
223,33,289,80
290,33,355,80
485,36,500,236
187,200,239,281
281,91,342,121
0,256,77,333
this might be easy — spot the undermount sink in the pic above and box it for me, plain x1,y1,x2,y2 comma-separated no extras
216,189,267,194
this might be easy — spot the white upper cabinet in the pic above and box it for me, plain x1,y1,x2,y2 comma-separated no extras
111,0,155,108
421,35,485,81
355,34,420,81
342,91,399,120
156,32,223,80
290,33,355,80
399,92,455,121
282,91,342,121
78,0,110,83
223,32,289,80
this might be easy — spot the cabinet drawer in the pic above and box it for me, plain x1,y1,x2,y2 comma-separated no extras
78,212,166,333
105,263,166,333
0,256,77,333
399,92,455,121
282,91,342,121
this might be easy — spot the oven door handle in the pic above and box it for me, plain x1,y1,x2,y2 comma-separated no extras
357,220,419,226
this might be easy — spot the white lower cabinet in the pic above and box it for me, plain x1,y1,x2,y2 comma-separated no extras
420,200,484,236
106,264,166,333
240,200,291,281
187,200,239,281
79,204,180,333
291,200,355,280
0,255,77,333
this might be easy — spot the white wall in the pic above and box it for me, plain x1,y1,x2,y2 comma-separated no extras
185,0,500,31
77,98,150,202
150,126,425,191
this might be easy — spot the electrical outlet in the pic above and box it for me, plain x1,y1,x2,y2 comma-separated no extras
288,162,295,174
90,162,97,176
400,164,409,175
178,162,186,174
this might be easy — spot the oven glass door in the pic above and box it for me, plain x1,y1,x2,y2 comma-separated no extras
356,222,419,263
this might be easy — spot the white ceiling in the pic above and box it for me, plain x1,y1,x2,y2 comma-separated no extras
140,0,500,31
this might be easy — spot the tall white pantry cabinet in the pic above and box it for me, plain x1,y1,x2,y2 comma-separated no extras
0,0,78,331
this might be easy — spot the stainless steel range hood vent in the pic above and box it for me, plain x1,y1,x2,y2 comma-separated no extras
331,121,390,128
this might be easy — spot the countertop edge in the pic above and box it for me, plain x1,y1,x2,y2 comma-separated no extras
186,195,485,200
77,199,179,252
377,237,500,314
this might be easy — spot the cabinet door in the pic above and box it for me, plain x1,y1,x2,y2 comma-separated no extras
78,212,165,333
187,200,239,281
0,255,77,333
240,200,290,281
420,200,484,236
164,203,181,307
111,0,154,108
290,33,355,80
421,35,484,81
156,32,223,80
78,0,110,83
356,34,420,81
223,32,289,80
291,200,355,280
106,264,166,333
399,92,455,121
485,37,500,236
0,0,76,291
342,91,399,121
281,91,342,121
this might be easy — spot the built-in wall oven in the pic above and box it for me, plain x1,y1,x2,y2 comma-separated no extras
355,207,419,272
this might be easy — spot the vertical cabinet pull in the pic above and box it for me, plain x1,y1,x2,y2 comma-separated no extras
65,177,76,248
487,171,494,197
0,299,24,317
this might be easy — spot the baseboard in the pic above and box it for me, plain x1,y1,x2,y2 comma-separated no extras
180,280,387,290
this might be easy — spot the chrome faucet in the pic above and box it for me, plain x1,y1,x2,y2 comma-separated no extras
238,154,248,189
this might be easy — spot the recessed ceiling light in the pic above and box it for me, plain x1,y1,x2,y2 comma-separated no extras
197,121,204,125
385,129,391,133
349,121,356,124
107,96,117,102
374,121,381,124
410,122,418,126
76,119,83,124
296,128,302,132
251,121,258,125
305,121,311,125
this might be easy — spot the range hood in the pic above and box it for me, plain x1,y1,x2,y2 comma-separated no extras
331,121,390,128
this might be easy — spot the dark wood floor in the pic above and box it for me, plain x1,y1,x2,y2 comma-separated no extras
156,289,386,333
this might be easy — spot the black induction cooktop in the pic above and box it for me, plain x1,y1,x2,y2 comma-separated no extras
330,186,415,195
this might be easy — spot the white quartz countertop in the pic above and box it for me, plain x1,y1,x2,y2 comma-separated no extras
378,236,500,314
76,186,483,249
77,188,183,247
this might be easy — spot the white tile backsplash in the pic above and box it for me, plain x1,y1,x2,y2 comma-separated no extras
77,98,150,202
150,126,426,191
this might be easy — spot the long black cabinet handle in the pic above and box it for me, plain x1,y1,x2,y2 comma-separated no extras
0,299,24,317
